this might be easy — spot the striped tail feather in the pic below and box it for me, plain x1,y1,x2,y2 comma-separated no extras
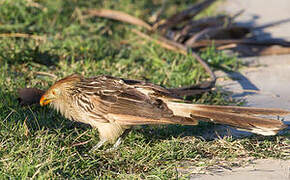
189,104,290,116
166,102,289,136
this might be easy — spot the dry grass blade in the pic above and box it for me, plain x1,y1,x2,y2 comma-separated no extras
71,140,91,147
0,33,46,41
158,0,217,31
86,9,152,30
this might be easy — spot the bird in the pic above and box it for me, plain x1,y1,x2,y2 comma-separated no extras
39,74,289,149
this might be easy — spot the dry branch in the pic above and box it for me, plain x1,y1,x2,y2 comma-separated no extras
158,0,217,31
86,9,152,30
178,15,231,41
34,72,58,79
159,0,217,29
185,27,221,46
131,29,186,54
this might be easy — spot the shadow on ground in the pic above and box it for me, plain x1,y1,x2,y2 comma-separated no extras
0,46,59,66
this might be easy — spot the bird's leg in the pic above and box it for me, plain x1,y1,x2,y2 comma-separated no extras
106,128,131,152
111,137,122,149
90,139,107,152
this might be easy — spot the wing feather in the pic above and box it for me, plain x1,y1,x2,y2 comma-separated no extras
76,75,196,125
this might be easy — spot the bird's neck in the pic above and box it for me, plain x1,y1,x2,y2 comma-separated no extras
51,98,74,121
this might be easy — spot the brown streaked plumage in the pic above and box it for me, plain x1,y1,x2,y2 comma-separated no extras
40,74,289,149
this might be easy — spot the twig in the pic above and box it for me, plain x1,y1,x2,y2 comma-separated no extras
216,43,237,50
86,9,152,30
158,0,217,31
34,72,58,79
186,26,250,46
131,29,186,54
185,27,221,46
169,80,216,96
190,50,216,83
177,15,231,42
0,33,46,41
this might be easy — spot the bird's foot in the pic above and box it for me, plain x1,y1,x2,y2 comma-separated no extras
105,137,122,152
90,139,107,152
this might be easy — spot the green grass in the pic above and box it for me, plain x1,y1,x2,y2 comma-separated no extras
0,0,289,179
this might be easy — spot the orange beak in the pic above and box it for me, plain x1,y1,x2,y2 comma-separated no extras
40,95,52,106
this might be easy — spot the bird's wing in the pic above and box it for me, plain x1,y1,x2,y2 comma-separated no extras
120,78,184,102
76,75,198,125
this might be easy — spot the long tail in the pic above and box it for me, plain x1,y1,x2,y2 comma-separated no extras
166,102,290,136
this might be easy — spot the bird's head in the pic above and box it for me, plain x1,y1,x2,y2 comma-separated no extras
40,74,81,106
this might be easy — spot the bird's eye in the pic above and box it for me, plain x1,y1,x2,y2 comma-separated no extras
52,90,56,95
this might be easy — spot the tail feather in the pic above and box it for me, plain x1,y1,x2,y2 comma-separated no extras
190,108,287,135
191,104,290,116
166,102,288,136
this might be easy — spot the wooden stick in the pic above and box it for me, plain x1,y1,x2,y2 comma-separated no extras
86,9,152,30
34,72,58,79
131,29,186,54
158,0,217,31
216,43,237,50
